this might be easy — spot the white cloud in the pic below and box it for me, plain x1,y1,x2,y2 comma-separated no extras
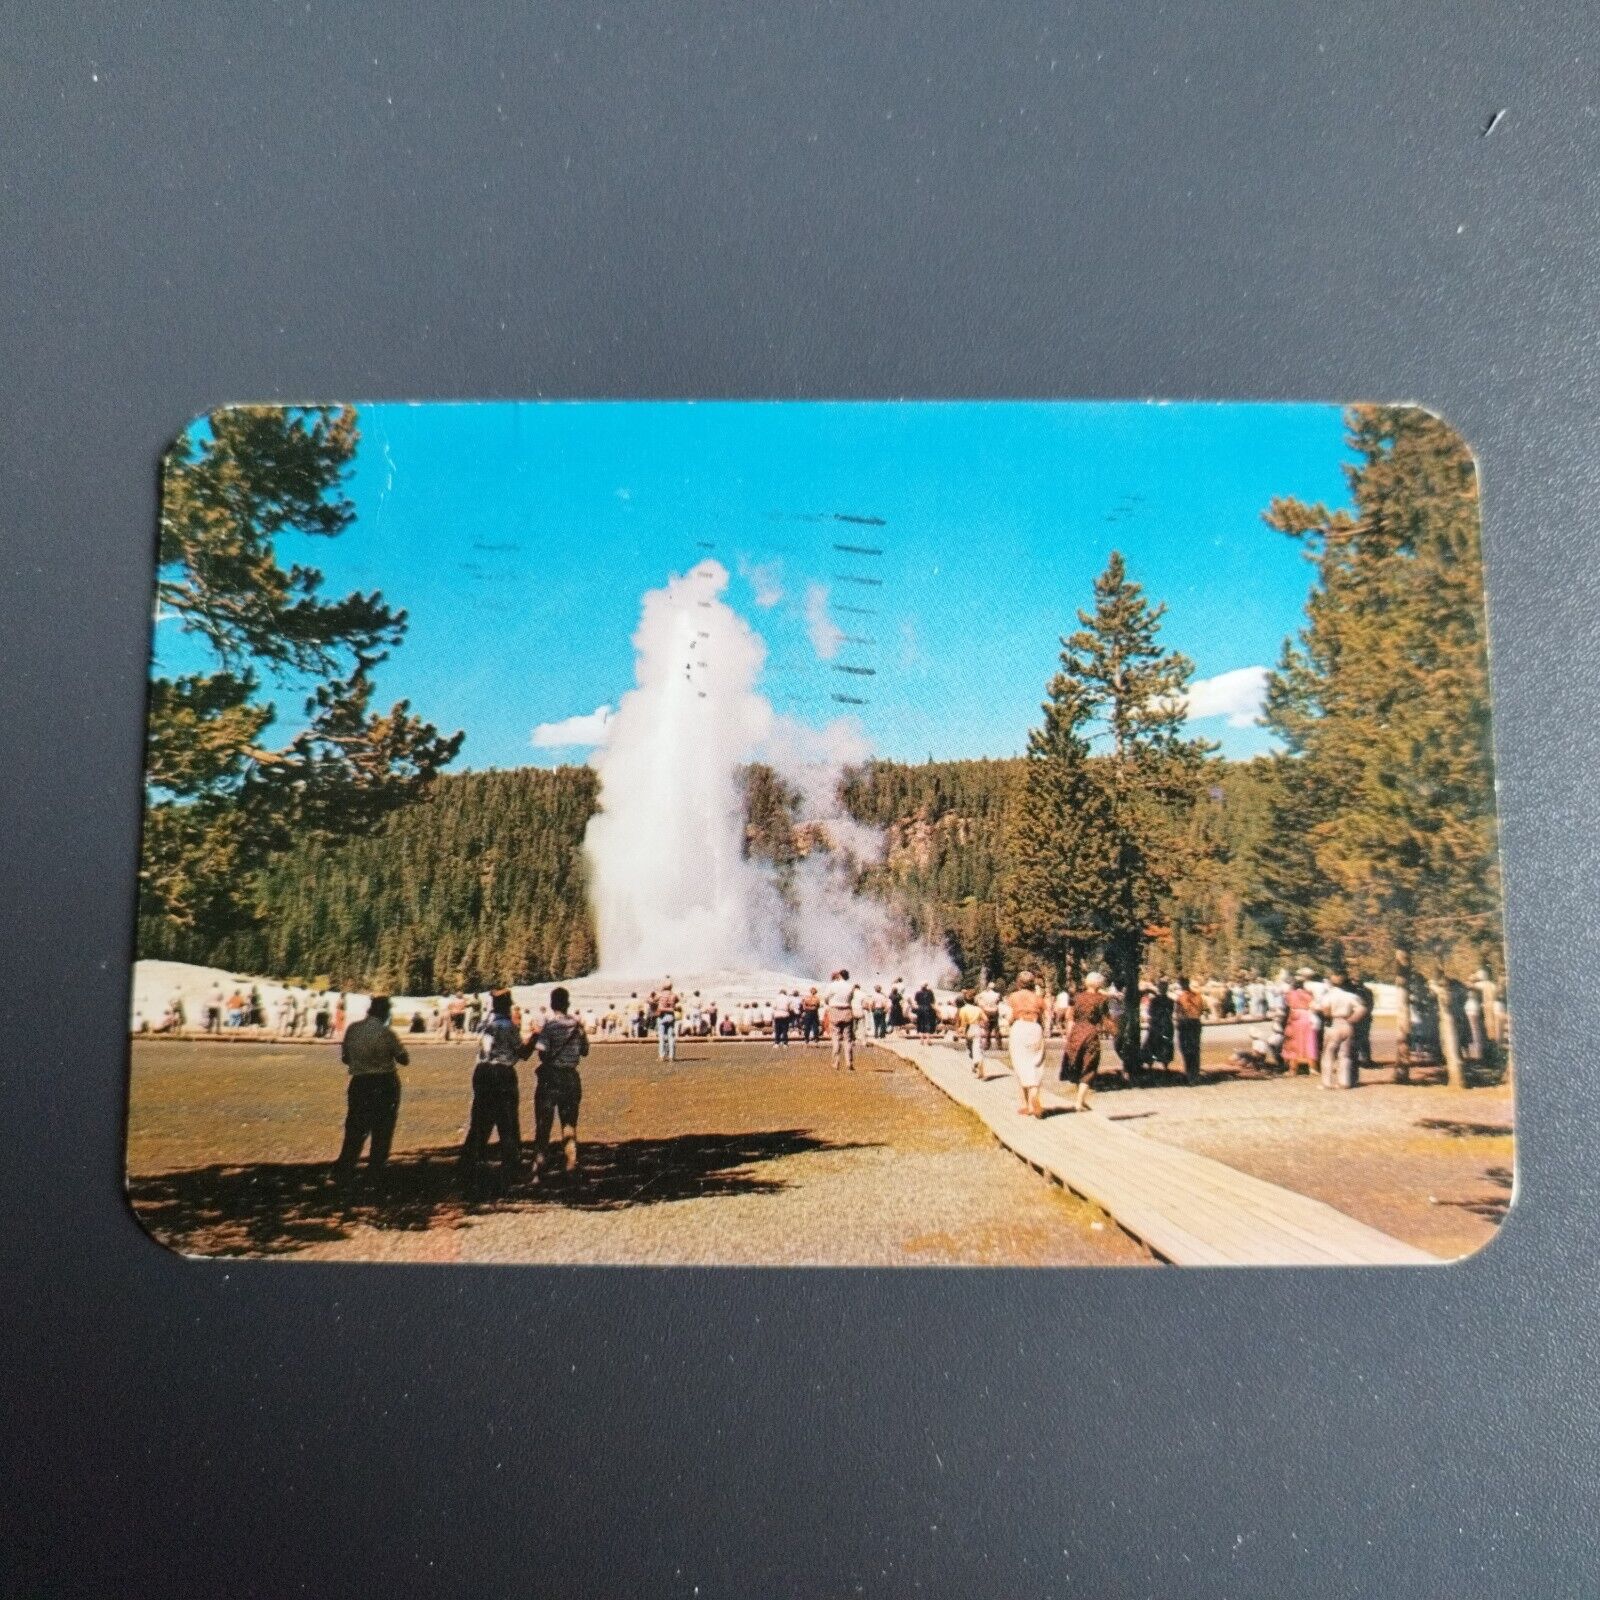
804,582,844,660
531,704,615,748
1184,666,1270,728
739,556,784,609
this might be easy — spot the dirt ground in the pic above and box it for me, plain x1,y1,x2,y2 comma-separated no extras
1075,1022,1514,1260
126,1037,1151,1266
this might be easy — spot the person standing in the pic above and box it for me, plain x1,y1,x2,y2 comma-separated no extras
958,990,987,1077
653,977,678,1061
827,969,859,1071
799,987,822,1046
1282,971,1318,1076
534,986,589,1176
888,982,906,1032
871,984,889,1039
1145,979,1175,1073
1174,976,1206,1084
335,995,408,1178
1472,969,1502,1051
1319,974,1368,1090
1005,972,1048,1117
459,990,531,1180
773,990,792,1049
913,981,937,1036
1059,972,1114,1113
1351,973,1377,1072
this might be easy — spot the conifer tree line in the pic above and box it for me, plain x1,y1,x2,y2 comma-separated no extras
140,405,1501,1013
999,404,1502,1053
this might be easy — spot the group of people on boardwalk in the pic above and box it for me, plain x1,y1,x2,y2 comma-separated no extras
939,971,1207,1116
335,986,589,1186
985,969,1197,1118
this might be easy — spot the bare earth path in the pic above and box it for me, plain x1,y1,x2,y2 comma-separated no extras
127,1038,1151,1266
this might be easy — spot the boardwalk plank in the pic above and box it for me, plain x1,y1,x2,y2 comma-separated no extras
875,1039,1438,1267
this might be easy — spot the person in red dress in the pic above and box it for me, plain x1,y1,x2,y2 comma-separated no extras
1282,970,1320,1076
1059,972,1114,1113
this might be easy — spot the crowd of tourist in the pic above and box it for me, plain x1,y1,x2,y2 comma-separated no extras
139,959,1507,1182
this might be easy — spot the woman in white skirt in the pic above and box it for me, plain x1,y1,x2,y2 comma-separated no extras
1005,972,1049,1117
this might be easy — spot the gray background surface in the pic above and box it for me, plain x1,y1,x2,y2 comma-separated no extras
3,5,1597,1595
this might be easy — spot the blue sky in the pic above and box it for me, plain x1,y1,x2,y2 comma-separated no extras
155,401,1355,768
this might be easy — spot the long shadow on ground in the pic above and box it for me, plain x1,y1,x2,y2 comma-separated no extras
129,1129,879,1258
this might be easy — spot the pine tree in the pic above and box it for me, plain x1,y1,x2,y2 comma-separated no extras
1000,672,1108,989
1004,553,1214,1060
140,405,463,950
1261,405,1500,1028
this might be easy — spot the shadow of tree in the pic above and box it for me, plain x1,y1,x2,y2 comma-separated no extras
1416,1117,1514,1139
129,1129,878,1258
1433,1163,1513,1224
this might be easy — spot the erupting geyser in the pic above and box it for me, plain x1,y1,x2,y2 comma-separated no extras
583,561,779,974
579,558,955,989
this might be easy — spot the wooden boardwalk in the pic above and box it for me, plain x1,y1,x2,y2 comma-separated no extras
876,1037,1438,1267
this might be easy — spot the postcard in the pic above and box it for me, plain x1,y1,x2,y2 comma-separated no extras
127,401,1511,1265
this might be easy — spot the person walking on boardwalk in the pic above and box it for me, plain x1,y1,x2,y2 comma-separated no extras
827,969,860,1071
958,990,987,1077
1174,976,1206,1083
1004,972,1048,1116
459,989,532,1181
653,977,678,1061
335,995,408,1179
534,985,588,1177
1059,971,1114,1113
976,977,1003,1054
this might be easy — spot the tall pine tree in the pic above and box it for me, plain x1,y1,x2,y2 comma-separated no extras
140,406,463,953
1004,553,1214,1060
1260,405,1500,991
1000,670,1108,989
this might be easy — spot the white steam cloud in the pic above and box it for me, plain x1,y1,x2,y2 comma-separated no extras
582,560,954,984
